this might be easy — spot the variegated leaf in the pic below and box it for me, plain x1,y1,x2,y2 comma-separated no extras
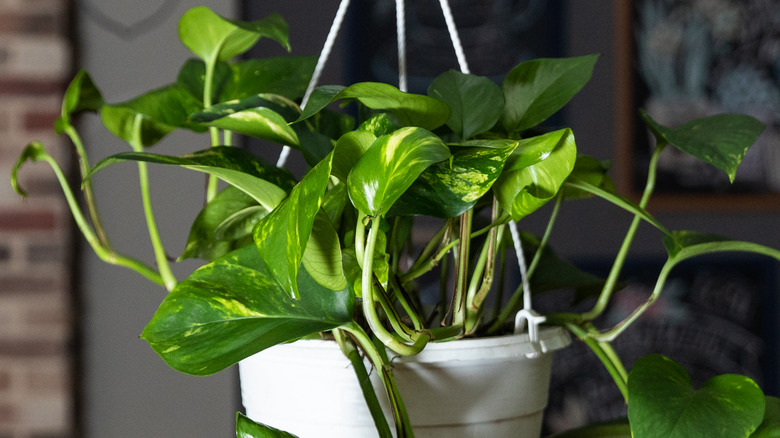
389,141,516,217
189,94,300,146
347,127,450,216
494,128,577,220
253,152,334,298
141,245,353,376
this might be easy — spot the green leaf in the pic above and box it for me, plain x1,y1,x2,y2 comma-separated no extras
56,70,104,133
141,245,353,376
332,130,376,181
347,127,450,216
189,94,300,146
12,142,48,197
502,55,598,133
301,209,347,291
221,57,317,102
341,82,451,130
752,396,780,438
389,141,515,217
428,70,504,139
90,147,294,210
562,155,615,200
179,186,265,262
295,85,345,121
494,128,577,220
236,413,299,438
297,83,451,130
628,355,765,438
639,110,765,182
253,153,334,298
564,178,668,233
178,7,289,64
100,84,205,147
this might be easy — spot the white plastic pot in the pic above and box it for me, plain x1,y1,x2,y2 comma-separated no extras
239,327,570,437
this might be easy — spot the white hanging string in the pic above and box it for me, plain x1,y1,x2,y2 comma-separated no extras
276,0,352,168
395,0,408,92
438,0,470,74
508,220,546,358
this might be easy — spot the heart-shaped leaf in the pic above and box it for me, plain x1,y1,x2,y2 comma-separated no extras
389,141,515,218
347,127,450,216
189,94,300,146
56,70,104,133
178,7,289,64
428,70,504,140
502,55,598,133
253,153,334,299
100,84,205,147
179,186,265,262
90,147,294,210
639,110,765,182
494,128,577,220
237,413,299,438
628,355,765,438
297,83,451,130
141,244,354,376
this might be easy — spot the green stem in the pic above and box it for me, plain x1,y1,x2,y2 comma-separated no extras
468,198,502,313
130,114,177,291
342,323,415,438
592,239,780,342
373,283,416,341
203,57,220,203
491,240,507,322
405,221,448,276
63,125,111,248
362,217,429,356
488,193,563,333
451,209,472,327
581,143,666,321
333,329,393,438
401,217,508,285
35,148,164,285
565,322,629,402
389,276,424,331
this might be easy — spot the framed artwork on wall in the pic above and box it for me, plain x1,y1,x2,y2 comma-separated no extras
614,0,780,211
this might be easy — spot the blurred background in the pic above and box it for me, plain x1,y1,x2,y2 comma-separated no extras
0,0,778,436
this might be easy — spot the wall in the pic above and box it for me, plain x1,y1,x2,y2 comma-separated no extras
0,0,73,436
74,1,239,437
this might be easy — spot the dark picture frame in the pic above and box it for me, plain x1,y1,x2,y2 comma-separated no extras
613,0,780,211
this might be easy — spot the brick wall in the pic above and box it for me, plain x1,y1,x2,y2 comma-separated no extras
0,0,74,437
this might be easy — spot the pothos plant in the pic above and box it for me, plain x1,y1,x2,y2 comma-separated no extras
11,6,780,438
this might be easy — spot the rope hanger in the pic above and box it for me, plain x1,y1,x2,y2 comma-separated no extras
278,0,545,356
